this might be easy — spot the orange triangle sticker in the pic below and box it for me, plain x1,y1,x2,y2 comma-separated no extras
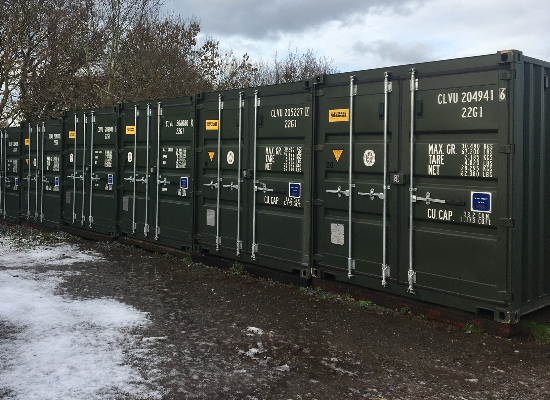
333,149,343,162
208,151,215,162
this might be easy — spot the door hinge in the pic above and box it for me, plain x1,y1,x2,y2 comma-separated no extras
499,144,515,154
315,90,325,97
196,147,203,153
313,145,324,151
197,104,204,110
498,291,514,302
313,254,323,261
499,218,515,228
313,199,324,206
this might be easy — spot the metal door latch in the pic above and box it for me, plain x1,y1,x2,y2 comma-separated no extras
255,182,273,193
326,186,350,197
204,180,218,189
91,175,100,182
123,176,135,183
158,177,171,185
358,188,384,200
222,182,239,190
412,191,445,205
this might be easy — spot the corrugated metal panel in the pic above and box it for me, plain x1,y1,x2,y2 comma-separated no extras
40,119,63,227
194,89,249,259
313,50,550,323
1,126,22,223
194,82,313,276
118,101,155,238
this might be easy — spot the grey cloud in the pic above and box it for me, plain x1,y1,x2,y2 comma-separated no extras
166,0,432,39
352,39,435,65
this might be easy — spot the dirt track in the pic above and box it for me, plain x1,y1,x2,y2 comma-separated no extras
1,225,550,399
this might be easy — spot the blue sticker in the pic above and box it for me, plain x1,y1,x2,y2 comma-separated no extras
108,174,113,185
15,178,19,186
471,192,491,213
55,177,60,187
180,177,188,189
289,183,301,198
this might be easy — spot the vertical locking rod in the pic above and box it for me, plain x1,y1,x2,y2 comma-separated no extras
89,112,95,227
40,123,45,222
27,124,31,219
236,92,243,256
72,115,77,223
215,94,222,250
132,106,138,233
144,104,151,236
347,76,356,279
408,68,417,294
81,114,87,225
381,72,391,287
154,103,161,240
35,123,39,220
251,90,259,260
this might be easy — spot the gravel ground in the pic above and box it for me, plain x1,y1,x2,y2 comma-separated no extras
1,223,550,399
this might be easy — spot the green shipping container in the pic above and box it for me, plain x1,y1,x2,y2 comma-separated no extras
118,97,195,249
312,50,550,323
1,126,22,223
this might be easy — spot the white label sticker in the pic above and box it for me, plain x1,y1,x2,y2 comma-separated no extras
227,150,235,165
363,150,375,167
69,153,74,163
206,209,216,227
127,152,133,163
330,223,345,245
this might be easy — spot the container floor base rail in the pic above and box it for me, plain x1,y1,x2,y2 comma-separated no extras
312,278,522,338
60,225,117,243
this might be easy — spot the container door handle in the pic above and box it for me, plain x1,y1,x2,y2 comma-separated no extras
326,186,350,197
204,180,218,189
412,191,464,206
222,182,239,190
358,188,384,200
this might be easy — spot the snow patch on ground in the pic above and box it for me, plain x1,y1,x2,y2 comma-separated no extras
0,238,162,400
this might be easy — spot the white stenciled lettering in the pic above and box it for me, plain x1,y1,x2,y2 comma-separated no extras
437,92,459,104
428,144,445,176
264,195,279,205
428,209,453,221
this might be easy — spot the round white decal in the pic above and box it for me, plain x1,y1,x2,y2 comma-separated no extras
127,152,133,163
363,150,375,167
227,150,235,165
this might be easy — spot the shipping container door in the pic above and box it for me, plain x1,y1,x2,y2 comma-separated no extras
195,91,247,258
21,122,39,221
3,127,21,222
0,129,4,218
87,108,118,234
153,98,195,249
41,120,63,227
119,103,155,238
402,66,507,309
313,73,396,285
247,84,312,275
64,111,90,226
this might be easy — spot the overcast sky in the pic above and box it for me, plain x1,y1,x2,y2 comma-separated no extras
162,0,550,73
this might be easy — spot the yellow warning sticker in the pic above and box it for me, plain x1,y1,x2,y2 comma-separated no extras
126,126,136,135
25,138,30,145
69,131,76,139
26,159,29,165
329,109,349,122
208,151,215,162
206,120,219,130
333,149,344,162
